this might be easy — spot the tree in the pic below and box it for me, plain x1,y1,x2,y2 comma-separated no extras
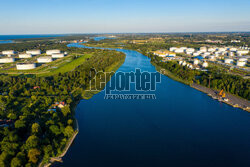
49,125,61,136
64,126,74,137
15,120,26,129
11,157,22,167
31,123,40,134
27,149,40,164
25,135,39,150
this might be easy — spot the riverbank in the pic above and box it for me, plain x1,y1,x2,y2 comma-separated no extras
191,83,250,112
159,67,250,112
38,46,126,167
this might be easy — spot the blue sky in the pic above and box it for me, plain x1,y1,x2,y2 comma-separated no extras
0,0,250,34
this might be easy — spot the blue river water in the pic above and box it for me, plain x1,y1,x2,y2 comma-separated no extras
54,40,250,167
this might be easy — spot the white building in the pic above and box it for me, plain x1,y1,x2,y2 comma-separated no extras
37,56,53,63
208,55,216,61
228,52,234,57
19,53,32,59
202,62,209,68
174,48,185,53
193,59,199,65
192,52,200,56
238,58,248,62
26,50,41,55
236,61,246,67
46,49,61,55
237,50,249,55
208,48,216,52
0,58,15,63
217,48,227,52
182,61,187,66
185,48,195,53
16,63,36,70
169,47,177,52
2,50,15,55
229,48,238,52
200,47,207,53
224,58,234,64
52,53,65,58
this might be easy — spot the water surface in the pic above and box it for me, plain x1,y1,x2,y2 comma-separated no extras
56,41,250,167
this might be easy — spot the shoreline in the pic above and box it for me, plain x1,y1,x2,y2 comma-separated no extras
159,68,250,112
191,83,250,112
39,46,126,167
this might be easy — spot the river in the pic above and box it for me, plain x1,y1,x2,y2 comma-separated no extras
54,39,250,167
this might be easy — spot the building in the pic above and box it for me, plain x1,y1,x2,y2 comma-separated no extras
224,58,234,64
238,58,248,62
2,50,15,55
208,55,216,61
37,56,53,63
236,61,246,67
217,48,227,52
174,48,185,53
193,59,199,65
0,58,15,63
153,50,176,57
200,47,207,53
52,53,65,58
208,48,216,52
26,50,41,55
46,49,61,55
16,63,36,70
202,62,209,68
237,50,249,55
229,48,238,52
19,53,32,58
169,47,177,52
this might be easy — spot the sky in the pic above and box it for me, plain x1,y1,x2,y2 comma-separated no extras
0,0,250,34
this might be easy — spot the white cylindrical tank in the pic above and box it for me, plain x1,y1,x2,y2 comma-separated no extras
202,62,209,68
0,58,15,63
46,49,61,55
26,50,41,55
224,59,234,64
19,53,32,58
37,56,53,63
16,63,36,70
2,50,15,55
52,53,65,58
237,61,246,67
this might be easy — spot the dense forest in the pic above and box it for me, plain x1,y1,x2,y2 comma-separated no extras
0,46,125,166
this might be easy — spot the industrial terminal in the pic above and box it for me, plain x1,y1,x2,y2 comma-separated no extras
0,49,67,70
